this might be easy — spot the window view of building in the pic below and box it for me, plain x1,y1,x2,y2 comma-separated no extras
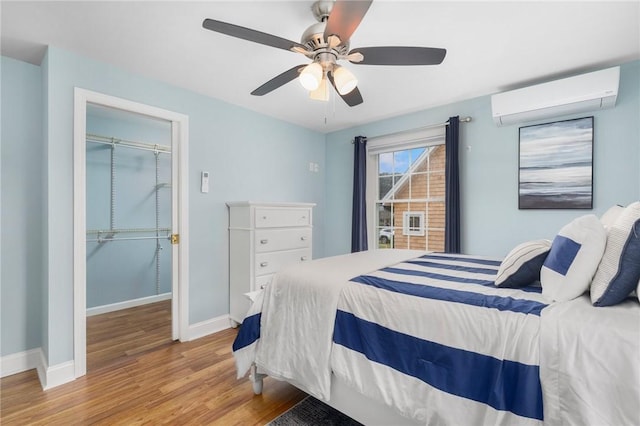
376,144,445,251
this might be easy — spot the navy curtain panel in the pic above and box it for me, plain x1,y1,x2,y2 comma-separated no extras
351,136,368,252
445,116,461,253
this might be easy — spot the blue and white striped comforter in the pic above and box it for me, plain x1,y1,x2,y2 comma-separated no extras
332,253,547,424
233,251,549,425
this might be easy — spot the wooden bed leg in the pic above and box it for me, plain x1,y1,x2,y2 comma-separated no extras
249,364,265,395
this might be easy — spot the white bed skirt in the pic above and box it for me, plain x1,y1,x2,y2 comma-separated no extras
324,374,422,426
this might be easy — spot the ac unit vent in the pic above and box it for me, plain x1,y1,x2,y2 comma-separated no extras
491,66,619,126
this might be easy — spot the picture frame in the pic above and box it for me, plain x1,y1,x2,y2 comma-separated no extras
519,116,593,209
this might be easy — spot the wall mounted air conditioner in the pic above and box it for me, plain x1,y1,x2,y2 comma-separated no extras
491,66,620,126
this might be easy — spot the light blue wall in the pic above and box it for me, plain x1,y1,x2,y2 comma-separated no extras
1,56,43,356
85,112,172,308
2,47,325,365
41,46,325,365
325,60,640,258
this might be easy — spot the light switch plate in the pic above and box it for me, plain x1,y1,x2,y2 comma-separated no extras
201,171,209,193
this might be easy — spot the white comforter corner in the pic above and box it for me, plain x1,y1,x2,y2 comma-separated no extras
254,249,425,400
540,295,640,426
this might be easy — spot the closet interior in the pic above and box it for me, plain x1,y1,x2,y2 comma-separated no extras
85,104,173,371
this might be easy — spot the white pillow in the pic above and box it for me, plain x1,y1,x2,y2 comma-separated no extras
590,201,640,306
600,204,624,231
495,240,551,288
541,215,607,302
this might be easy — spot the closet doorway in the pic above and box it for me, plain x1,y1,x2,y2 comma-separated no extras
73,89,189,378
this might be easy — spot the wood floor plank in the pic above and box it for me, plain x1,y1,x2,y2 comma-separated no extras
0,301,306,425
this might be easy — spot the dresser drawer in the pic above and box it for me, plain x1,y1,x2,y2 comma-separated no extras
255,228,311,253
255,248,311,276
255,207,311,228
253,274,274,291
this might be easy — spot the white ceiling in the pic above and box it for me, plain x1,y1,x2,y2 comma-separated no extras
2,1,639,133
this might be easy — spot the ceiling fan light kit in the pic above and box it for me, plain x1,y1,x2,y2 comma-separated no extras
202,0,446,107
300,62,323,91
333,65,358,95
309,77,330,101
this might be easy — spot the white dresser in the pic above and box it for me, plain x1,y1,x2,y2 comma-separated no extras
227,201,315,325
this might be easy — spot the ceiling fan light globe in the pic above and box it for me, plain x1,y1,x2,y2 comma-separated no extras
309,77,330,101
333,66,358,95
299,62,323,91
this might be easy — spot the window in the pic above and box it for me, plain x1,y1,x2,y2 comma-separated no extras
366,128,446,251
403,211,425,236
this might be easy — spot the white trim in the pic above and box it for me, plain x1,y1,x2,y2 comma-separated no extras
86,293,172,317
73,88,190,380
187,315,231,341
42,361,75,390
37,349,75,390
73,88,88,377
402,211,425,236
0,348,41,378
1,347,76,390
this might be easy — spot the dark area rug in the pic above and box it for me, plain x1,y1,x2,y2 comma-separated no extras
267,396,363,425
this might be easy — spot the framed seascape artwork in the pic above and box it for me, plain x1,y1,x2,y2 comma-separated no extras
519,116,593,209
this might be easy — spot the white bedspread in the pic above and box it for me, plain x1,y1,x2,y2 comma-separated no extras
540,295,640,426
254,249,424,400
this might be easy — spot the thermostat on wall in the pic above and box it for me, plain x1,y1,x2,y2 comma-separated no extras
201,171,209,193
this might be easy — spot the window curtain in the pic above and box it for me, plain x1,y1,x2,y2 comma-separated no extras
351,136,368,252
445,116,460,253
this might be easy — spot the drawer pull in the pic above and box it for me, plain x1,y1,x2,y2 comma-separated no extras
300,236,307,241
260,239,269,244
300,256,308,261
260,262,268,267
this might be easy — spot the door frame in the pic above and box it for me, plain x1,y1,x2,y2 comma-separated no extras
73,88,190,378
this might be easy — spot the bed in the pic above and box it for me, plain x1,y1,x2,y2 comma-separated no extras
232,249,640,425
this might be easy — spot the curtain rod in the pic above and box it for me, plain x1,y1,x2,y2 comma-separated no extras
352,116,472,143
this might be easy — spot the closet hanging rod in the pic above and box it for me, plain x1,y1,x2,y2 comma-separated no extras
86,133,171,154
86,227,171,235
87,235,171,243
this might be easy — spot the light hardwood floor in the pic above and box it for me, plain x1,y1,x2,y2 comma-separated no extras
0,301,306,425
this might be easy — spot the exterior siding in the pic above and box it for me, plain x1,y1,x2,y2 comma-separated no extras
386,145,446,251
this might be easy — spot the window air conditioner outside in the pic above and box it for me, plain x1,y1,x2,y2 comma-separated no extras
491,66,620,126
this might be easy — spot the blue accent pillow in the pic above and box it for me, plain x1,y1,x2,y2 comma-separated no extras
591,202,640,306
543,236,581,276
541,215,607,302
495,240,551,288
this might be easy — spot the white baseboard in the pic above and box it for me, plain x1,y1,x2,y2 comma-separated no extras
187,314,231,341
37,349,75,390
87,292,172,316
1,311,229,390
1,347,74,390
1,348,41,378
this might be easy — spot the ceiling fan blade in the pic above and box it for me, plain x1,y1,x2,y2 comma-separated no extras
251,65,307,96
349,46,447,66
323,0,373,44
328,72,363,107
203,18,306,52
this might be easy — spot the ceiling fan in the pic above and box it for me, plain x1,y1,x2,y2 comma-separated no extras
202,0,446,107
